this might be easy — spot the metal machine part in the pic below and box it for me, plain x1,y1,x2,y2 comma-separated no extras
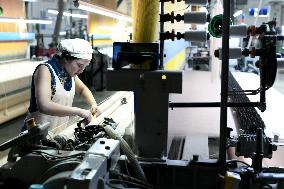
184,12,208,24
214,47,243,60
184,0,207,6
73,118,117,151
184,31,208,42
0,122,49,152
88,138,120,170
160,30,208,42
160,11,209,24
191,56,210,71
107,68,182,158
112,42,160,70
67,155,107,189
0,150,84,188
0,137,120,189
235,132,276,158
228,72,266,132
109,42,182,159
0,122,49,162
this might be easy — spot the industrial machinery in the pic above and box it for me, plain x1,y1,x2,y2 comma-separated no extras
2,0,284,189
79,47,110,91
0,118,138,189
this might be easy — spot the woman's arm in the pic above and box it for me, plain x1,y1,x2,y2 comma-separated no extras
34,65,90,119
75,76,99,116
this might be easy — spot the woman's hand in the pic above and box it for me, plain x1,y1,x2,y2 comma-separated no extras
78,109,92,124
90,104,101,117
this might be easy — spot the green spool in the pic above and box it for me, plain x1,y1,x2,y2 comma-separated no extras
0,7,3,16
208,14,233,38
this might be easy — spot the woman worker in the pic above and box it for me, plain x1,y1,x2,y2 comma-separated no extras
22,38,99,131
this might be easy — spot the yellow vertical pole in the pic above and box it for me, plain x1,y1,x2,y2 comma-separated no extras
132,0,159,43
131,0,137,40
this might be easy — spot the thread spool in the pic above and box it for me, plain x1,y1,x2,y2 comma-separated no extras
214,47,242,60
230,25,248,38
208,14,233,38
184,0,207,6
184,12,207,24
184,31,207,42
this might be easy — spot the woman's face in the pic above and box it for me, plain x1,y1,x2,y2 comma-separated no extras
65,59,90,76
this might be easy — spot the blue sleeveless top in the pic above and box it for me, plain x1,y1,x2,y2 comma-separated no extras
28,57,73,113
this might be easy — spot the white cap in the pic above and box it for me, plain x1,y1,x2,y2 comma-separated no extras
58,38,93,60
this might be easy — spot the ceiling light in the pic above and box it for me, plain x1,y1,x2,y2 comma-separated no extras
74,0,132,23
233,10,243,17
47,9,88,19
99,26,113,30
60,31,66,35
0,17,52,24
23,19,52,24
22,0,38,2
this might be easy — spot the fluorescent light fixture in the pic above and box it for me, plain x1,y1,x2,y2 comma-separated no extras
24,19,52,24
0,17,52,24
99,25,132,32
60,31,66,35
99,26,113,30
233,10,243,17
47,9,59,15
48,9,88,19
76,0,133,23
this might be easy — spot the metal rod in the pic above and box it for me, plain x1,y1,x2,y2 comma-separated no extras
252,128,264,172
169,102,260,108
91,35,94,49
219,0,231,164
53,0,66,44
159,1,165,69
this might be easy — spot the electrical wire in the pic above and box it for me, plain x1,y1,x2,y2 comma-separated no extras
103,124,148,182
110,171,154,189
226,159,251,167
105,182,123,189
37,159,81,183
31,150,85,161
124,158,131,176
109,179,153,189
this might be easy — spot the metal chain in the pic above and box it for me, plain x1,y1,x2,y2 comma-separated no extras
228,72,266,133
